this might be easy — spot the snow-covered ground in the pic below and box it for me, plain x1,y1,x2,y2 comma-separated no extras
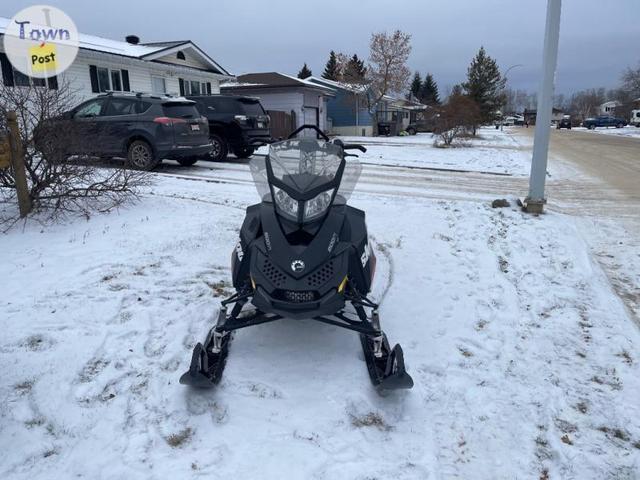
573,125,640,138
1,133,640,479
339,126,574,178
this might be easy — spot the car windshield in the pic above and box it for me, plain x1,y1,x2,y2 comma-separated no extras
250,138,362,221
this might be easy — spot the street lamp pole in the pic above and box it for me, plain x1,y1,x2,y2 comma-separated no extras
525,0,563,214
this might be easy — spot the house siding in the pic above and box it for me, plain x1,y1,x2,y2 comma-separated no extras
307,79,373,135
153,47,211,71
0,44,222,103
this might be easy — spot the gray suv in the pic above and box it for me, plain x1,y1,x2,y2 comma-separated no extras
39,92,211,170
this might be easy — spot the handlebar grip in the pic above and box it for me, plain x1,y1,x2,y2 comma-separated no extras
343,144,367,153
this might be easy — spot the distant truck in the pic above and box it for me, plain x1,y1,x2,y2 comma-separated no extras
630,109,640,127
582,116,627,130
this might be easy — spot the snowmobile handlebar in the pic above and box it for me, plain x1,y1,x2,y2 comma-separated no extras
331,139,367,154
341,143,367,153
287,124,330,141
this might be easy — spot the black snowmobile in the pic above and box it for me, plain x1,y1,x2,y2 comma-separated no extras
180,125,413,390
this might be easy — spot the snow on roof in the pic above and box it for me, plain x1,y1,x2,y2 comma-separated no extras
220,73,334,94
0,16,167,57
220,81,266,88
307,76,368,93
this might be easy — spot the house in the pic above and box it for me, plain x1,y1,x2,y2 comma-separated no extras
599,100,622,116
0,16,232,102
377,96,429,134
523,107,564,125
306,77,373,136
307,77,426,136
220,73,334,137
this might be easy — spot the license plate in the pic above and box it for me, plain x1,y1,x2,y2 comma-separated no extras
257,122,265,128
190,124,200,131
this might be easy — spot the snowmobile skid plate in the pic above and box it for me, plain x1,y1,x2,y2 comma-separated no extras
360,333,414,390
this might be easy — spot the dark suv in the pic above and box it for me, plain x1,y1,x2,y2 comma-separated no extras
557,116,572,129
188,95,271,161
38,92,210,170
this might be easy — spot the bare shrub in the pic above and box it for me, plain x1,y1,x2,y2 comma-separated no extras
0,79,148,229
433,95,481,147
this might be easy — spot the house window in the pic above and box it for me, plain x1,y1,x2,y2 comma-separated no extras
152,76,166,94
177,51,186,60
179,78,212,96
89,65,130,93
111,70,122,91
13,69,46,88
97,67,111,92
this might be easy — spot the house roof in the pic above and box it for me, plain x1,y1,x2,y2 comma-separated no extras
306,76,369,94
0,16,230,75
221,72,334,94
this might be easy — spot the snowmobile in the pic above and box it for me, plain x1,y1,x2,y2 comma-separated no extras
180,125,413,390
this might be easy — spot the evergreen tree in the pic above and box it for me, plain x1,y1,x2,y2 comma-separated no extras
344,54,366,82
408,71,422,99
322,51,339,80
420,73,440,105
462,46,504,124
297,63,312,79
449,84,464,98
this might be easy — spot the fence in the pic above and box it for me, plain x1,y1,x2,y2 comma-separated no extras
268,110,296,140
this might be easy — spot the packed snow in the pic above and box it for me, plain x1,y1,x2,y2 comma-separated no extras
572,125,640,138
1,131,639,479
339,126,573,177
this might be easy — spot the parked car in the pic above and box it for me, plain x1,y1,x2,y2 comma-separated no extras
557,115,572,129
582,116,627,130
630,109,640,127
36,92,211,170
187,95,271,161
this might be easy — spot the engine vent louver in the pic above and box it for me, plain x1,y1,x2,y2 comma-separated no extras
307,260,334,287
262,258,287,287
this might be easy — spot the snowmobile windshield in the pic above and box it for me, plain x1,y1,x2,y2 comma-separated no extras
249,138,362,223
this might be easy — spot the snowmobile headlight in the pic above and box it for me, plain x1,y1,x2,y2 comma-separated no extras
273,186,299,220
303,190,333,221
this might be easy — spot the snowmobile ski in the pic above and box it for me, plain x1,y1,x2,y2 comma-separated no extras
360,333,414,390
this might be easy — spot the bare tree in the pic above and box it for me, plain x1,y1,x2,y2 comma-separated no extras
433,94,481,147
365,30,412,135
567,88,605,122
0,79,148,229
621,62,640,99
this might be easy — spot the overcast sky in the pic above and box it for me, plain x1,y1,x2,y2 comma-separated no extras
2,0,639,95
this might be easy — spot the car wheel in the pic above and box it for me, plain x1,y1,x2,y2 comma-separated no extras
233,146,255,159
127,140,158,170
616,123,623,128
407,127,417,135
177,157,198,166
588,124,596,130
209,133,228,162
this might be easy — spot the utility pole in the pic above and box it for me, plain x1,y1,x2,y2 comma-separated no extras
524,0,562,214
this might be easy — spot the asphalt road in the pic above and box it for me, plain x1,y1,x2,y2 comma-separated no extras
546,128,640,203
515,128,640,222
